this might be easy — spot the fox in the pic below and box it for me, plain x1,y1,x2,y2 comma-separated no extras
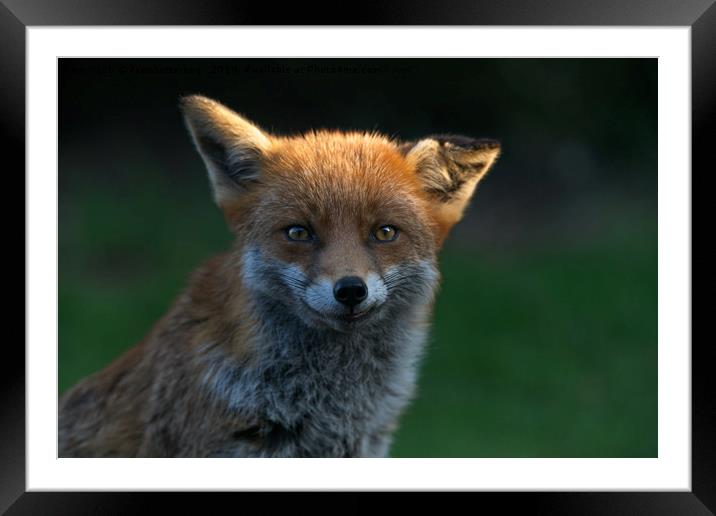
58,95,500,458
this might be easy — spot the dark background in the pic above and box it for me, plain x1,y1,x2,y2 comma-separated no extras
59,58,657,457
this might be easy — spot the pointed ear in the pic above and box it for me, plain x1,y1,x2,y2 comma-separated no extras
180,95,271,207
404,134,500,234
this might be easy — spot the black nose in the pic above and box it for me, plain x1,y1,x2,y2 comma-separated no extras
333,276,368,308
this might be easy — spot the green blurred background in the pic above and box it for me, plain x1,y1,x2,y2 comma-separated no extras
59,58,657,457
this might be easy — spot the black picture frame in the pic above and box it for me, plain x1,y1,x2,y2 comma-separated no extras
3,0,712,513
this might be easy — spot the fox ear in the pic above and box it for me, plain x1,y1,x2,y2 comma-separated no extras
180,95,271,207
404,135,500,231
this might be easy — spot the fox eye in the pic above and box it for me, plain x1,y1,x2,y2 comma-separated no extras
374,225,399,242
286,225,313,242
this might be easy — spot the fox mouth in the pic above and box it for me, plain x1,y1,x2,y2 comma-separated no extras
339,307,374,322
301,301,379,326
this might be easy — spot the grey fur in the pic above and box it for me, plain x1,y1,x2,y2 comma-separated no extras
199,248,440,457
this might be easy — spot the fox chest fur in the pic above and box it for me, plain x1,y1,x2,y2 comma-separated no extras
58,95,499,458
195,298,431,458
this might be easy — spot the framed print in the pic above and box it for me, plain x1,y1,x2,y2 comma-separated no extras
4,0,712,513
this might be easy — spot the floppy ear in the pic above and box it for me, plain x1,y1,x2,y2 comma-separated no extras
180,95,271,208
404,134,500,237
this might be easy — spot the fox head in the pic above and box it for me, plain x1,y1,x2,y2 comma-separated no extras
181,95,500,332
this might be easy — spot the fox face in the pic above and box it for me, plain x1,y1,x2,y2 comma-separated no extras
181,95,500,333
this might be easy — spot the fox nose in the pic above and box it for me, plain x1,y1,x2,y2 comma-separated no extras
333,276,368,308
